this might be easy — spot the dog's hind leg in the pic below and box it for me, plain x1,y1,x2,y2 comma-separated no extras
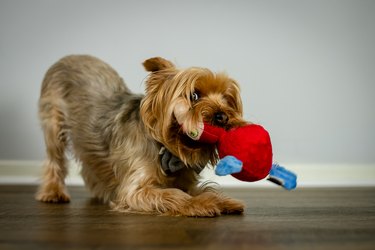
36,97,70,203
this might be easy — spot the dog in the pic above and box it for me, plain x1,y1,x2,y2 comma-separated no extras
36,55,247,217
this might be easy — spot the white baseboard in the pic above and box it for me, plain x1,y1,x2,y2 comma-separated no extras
0,160,374,187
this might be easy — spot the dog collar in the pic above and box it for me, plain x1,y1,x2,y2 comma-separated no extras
159,147,185,176
159,147,204,176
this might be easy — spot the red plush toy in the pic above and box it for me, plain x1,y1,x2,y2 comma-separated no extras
174,99,297,189
196,122,273,182
174,100,273,182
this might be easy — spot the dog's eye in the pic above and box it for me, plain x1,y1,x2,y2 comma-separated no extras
191,92,200,102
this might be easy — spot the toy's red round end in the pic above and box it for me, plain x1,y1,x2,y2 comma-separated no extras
219,124,273,182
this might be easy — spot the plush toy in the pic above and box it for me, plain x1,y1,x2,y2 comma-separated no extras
174,100,297,190
193,122,273,182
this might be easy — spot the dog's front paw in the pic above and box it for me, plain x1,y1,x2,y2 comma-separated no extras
219,197,245,215
180,193,245,217
35,183,70,203
175,192,221,217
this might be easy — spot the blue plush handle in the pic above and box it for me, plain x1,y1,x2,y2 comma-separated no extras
267,164,297,190
215,156,243,176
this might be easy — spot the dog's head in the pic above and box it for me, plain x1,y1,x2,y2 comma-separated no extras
140,57,246,168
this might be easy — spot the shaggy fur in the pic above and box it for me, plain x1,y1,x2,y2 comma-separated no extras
36,55,246,217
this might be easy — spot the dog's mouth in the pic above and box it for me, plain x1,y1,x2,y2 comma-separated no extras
170,122,207,149
171,112,243,151
172,117,236,149
179,133,206,149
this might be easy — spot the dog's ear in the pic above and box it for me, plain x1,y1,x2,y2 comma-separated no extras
143,57,175,72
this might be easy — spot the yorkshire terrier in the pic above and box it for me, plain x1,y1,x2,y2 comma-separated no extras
36,55,247,217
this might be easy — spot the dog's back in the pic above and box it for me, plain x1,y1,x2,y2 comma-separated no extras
40,55,128,103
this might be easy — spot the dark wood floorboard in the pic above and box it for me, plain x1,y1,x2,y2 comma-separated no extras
0,185,374,250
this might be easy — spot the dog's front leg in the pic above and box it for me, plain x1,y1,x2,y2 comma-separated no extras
112,185,222,217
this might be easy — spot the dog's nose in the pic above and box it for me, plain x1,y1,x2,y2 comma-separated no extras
213,112,229,126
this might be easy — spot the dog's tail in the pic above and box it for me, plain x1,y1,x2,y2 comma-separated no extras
143,57,175,72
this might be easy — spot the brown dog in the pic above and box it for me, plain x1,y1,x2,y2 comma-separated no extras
36,55,246,216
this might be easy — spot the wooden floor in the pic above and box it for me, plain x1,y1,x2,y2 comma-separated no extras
0,185,374,250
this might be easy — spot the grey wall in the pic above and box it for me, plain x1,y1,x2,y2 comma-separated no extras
1,0,374,164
